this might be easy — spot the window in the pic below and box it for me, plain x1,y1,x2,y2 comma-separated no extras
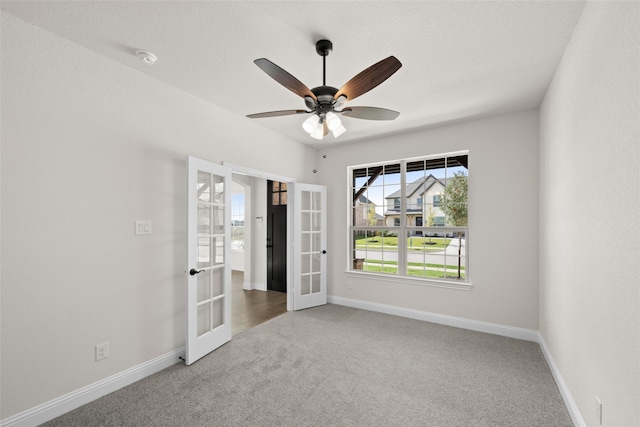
349,152,468,283
271,181,287,205
433,217,445,227
231,192,245,251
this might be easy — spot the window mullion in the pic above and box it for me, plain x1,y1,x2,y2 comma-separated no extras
398,161,407,275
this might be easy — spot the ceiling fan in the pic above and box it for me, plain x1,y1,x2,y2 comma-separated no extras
246,39,402,140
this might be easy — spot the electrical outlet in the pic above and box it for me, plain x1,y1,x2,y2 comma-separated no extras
96,342,109,361
596,396,602,425
347,280,353,289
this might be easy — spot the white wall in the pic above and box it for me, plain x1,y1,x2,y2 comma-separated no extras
0,13,315,419
316,110,540,330
539,2,640,426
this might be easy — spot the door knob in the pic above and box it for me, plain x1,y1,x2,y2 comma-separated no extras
189,268,204,276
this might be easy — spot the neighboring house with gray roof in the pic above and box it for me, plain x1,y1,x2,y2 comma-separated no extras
354,194,384,227
384,174,447,231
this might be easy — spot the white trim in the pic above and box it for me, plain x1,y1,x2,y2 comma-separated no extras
538,335,586,427
0,348,185,427
328,295,538,342
243,280,261,291
223,161,295,183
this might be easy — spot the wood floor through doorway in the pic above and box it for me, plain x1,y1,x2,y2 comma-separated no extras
231,270,287,336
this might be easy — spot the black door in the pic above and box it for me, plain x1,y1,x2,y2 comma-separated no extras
267,180,287,293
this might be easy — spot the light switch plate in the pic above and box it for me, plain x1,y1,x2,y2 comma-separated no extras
135,220,152,235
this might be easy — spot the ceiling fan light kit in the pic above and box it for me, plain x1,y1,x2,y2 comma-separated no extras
247,39,402,141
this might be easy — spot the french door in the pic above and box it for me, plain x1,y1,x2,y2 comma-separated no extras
186,157,327,364
186,156,232,365
293,183,327,310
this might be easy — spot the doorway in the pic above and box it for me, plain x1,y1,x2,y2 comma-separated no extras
230,174,287,335
187,159,326,362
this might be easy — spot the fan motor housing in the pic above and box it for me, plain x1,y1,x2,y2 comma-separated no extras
315,39,333,56
310,85,339,115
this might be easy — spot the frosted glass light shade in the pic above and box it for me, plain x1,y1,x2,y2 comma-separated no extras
310,121,324,139
332,124,346,138
325,112,341,131
302,115,320,133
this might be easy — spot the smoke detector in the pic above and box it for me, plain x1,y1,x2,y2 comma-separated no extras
136,50,157,65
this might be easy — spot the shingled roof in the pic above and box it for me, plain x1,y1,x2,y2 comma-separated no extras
385,174,446,200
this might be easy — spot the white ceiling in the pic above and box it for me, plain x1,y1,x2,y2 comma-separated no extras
1,1,585,147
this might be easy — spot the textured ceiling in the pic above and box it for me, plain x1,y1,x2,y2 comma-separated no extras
1,1,586,147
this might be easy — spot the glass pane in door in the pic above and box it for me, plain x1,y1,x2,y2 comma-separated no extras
197,270,212,302
197,237,211,267
196,170,226,337
311,273,321,293
197,303,211,336
197,171,212,202
299,189,323,296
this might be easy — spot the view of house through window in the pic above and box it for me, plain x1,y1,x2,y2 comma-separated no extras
350,152,468,282
231,192,245,252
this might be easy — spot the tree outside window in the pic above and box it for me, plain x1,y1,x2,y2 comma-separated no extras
440,171,468,278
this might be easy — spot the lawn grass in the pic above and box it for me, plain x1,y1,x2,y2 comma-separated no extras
363,259,465,271
355,235,452,252
363,264,465,279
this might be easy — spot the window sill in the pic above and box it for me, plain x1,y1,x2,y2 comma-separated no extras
344,270,472,291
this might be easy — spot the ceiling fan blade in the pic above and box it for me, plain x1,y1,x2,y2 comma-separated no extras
246,110,309,119
254,58,316,100
341,107,400,120
335,56,402,102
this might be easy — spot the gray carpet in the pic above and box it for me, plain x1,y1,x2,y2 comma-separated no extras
42,304,572,426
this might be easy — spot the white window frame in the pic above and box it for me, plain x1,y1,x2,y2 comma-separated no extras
347,151,470,289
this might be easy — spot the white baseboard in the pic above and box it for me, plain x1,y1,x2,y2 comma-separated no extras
328,295,539,342
538,335,586,427
244,282,266,291
1,347,186,427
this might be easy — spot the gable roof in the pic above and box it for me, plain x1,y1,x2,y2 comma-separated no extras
385,175,446,200
355,195,376,205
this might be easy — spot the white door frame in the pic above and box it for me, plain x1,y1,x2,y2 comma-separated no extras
223,162,296,311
